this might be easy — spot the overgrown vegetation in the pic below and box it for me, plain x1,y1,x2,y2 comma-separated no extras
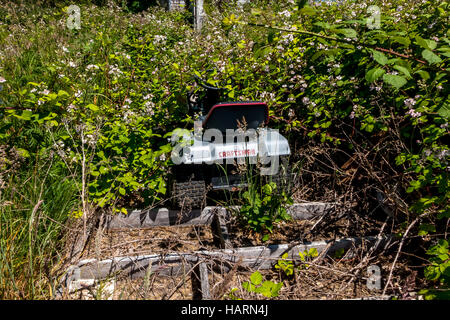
238,180,293,238
0,0,448,299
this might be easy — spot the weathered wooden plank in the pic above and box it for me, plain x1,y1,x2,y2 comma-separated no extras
211,208,233,249
287,202,337,220
74,254,194,280
66,278,116,299
105,207,216,229
199,262,211,300
69,236,389,281
204,236,388,270
105,203,335,230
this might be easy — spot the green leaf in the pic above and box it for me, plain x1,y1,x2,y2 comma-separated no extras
392,36,411,46
438,239,449,248
119,135,130,143
437,105,450,119
251,8,262,16
299,6,316,16
365,67,385,82
272,282,283,296
415,36,437,50
16,148,30,158
308,248,318,258
424,266,441,281
420,289,450,300
314,21,332,29
393,65,412,79
362,122,374,132
86,104,99,112
119,187,126,195
256,281,282,298
422,50,442,64
12,109,31,120
90,170,100,177
395,154,406,165
21,110,33,120
299,251,305,261
437,47,450,58
57,90,70,98
370,49,388,65
241,281,255,292
438,254,449,261
336,28,357,38
311,50,327,62
418,223,436,236
255,46,273,59
250,271,263,285
99,166,108,174
407,179,421,192
415,70,430,80
382,74,407,89
262,183,273,195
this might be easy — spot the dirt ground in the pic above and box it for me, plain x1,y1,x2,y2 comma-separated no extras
63,207,401,300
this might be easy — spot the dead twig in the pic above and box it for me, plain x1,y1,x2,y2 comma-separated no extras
382,212,428,296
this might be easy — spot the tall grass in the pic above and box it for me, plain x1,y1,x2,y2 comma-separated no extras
0,1,150,299
0,156,78,299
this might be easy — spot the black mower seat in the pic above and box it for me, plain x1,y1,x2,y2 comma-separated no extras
202,102,269,132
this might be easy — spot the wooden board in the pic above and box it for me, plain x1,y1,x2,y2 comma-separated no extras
287,202,337,220
105,203,336,230
105,208,215,229
199,262,211,300
67,236,390,282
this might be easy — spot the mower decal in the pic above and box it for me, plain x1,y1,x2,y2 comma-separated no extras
219,149,256,158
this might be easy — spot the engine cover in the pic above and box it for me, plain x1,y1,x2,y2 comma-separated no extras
173,128,290,175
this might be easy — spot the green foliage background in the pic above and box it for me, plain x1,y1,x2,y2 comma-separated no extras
0,0,448,299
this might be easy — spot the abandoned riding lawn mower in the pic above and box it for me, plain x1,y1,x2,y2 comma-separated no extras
169,72,292,208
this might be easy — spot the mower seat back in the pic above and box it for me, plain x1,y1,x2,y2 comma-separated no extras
202,102,269,133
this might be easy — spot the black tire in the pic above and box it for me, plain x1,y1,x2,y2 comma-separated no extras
173,180,206,209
